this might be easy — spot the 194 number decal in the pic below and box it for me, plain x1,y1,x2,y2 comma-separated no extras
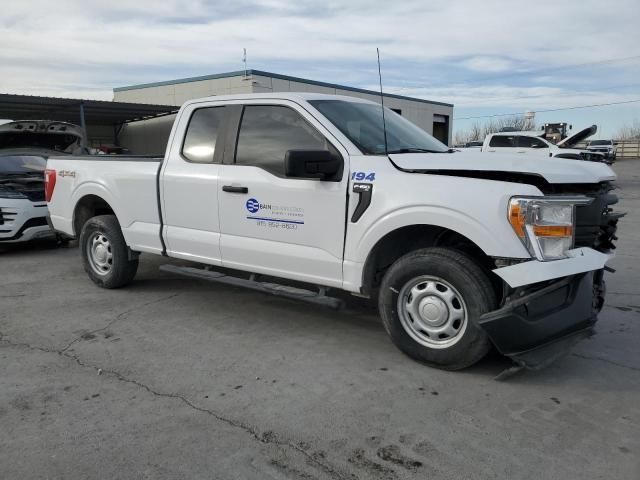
351,171,376,181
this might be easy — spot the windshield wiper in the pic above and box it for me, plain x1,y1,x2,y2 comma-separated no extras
386,147,448,154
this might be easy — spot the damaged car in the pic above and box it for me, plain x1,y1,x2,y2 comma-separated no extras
0,120,84,244
46,93,622,371
482,125,609,164
0,155,54,243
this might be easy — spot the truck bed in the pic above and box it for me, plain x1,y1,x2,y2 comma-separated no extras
46,155,164,254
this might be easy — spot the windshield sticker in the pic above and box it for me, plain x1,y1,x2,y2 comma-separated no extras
245,197,304,229
351,171,376,181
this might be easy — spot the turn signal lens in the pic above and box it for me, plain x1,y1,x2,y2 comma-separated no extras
532,225,573,237
508,202,526,238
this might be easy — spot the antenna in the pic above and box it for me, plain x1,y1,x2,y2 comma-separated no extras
243,48,248,79
377,48,389,155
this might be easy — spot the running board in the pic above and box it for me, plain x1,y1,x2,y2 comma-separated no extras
159,264,344,309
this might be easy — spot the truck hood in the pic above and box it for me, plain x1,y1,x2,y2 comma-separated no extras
389,150,615,184
556,125,597,148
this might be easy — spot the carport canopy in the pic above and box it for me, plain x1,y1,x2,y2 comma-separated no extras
0,93,179,126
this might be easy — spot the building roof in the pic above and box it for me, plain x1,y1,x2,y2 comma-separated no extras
113,69,453,108
0,93,179,125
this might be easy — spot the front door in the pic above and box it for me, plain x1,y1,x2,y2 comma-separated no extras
217,101,349,287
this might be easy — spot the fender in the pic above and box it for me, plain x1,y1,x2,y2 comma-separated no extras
351,205,531,263
341,205,532,293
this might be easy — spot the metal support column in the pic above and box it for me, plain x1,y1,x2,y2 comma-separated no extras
79,101,87,151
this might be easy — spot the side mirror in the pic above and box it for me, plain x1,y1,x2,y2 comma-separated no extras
285,150,342,181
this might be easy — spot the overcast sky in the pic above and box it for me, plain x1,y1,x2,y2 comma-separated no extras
1,0,639,137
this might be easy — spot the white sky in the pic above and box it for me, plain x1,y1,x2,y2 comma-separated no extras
1,0,639,137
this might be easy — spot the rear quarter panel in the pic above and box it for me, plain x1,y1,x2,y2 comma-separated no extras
47,156,163,254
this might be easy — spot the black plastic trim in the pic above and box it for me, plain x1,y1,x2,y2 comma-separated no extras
478,272,598,368
155,161,167,256
351,183,373,222
0,216,49,241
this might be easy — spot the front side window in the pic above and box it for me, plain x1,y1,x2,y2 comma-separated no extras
235,105,329,176
309,100,448,155
489,135,515,148
181,107,225,163
517,136,548,148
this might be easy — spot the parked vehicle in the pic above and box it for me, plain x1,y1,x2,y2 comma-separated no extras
587,139,616,162
0,120,85,244
46,93,621,371
542,122,571,144
482,126,608,163
462,141,483,149
0,120,85,157
0,155,55,243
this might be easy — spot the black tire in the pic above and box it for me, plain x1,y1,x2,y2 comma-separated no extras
79,215,138,289
378,247,497,370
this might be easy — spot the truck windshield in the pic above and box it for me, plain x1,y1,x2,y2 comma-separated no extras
590,140,611,146
309,100,449,155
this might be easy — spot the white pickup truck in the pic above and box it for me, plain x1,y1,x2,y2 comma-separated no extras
46,93,622,371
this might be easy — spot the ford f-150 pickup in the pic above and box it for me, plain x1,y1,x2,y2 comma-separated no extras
45,93,622,371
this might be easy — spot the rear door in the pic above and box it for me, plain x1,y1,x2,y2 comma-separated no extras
161,103,226,264
217,100,349,287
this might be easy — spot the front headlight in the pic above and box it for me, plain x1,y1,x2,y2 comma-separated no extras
508,197,592,261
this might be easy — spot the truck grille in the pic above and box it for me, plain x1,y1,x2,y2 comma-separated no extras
574,182,622,252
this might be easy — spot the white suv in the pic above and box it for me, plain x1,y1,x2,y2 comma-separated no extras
587,139,616,162
0,155,55,243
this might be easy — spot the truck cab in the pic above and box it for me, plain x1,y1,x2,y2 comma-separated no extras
45,93,622,371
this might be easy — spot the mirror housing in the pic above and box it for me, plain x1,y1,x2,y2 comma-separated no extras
285,150,342,181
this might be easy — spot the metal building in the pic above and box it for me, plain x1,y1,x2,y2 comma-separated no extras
113,70,453,145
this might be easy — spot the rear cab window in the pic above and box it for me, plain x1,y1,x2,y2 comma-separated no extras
517,136,548,148
181,107,225,163
489,135,515,147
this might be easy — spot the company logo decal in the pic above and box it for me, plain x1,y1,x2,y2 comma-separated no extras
244,198,305,229
246,198,260,213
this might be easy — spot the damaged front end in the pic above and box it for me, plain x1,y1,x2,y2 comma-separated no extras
0,155,53,243
483,181,623,369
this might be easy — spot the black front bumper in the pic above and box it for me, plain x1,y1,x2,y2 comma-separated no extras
478,272,599,369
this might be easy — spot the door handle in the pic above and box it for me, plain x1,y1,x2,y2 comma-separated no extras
222,185,248,194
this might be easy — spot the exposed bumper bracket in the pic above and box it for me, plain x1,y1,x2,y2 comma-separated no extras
479,272,598,369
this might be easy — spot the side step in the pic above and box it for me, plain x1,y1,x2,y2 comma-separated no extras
159,264,344,309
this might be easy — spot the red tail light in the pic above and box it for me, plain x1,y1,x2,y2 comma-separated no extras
44,169,56,202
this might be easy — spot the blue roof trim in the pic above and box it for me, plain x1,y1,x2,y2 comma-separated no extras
113,69,453,108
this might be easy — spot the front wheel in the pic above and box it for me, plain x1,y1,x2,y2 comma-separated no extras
378,247,497,370
80,215,138,289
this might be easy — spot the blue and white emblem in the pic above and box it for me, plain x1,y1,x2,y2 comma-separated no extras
246,198,260,213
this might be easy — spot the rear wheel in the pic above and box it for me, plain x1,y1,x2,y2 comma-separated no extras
80,215,138,288
378,247,496,370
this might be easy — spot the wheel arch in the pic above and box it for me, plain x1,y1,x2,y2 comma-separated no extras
360,223,500,297
73,194,117,237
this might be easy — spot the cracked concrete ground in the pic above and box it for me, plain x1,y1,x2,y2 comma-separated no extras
1,161,639,479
